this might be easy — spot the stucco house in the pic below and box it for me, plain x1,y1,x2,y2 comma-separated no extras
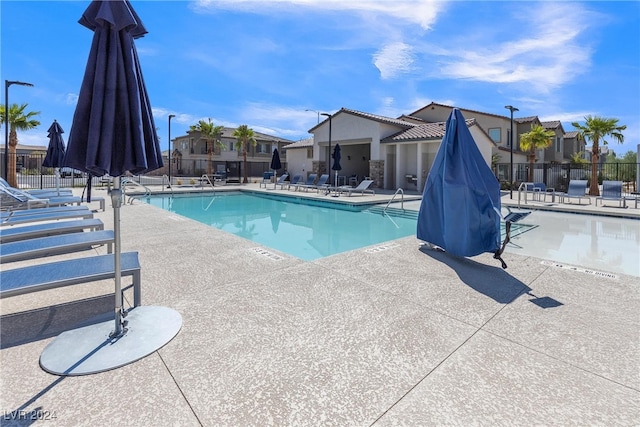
284,103,583,191
171,127,294,179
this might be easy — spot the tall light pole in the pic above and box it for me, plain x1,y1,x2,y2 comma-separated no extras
4,80,34,181
320,113,332,176
168,114,175,186
306,109,320,124
505,105,518,199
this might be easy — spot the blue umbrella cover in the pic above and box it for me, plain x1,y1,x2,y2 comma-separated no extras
270,148,282,171
417,108,501,258
331,144,342,171
63,0,163,178
42,120,66,168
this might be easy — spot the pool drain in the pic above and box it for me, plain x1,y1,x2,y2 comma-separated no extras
365,243,400,254
249,247,284,261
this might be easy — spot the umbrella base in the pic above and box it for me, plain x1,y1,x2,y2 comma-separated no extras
40,306,182,376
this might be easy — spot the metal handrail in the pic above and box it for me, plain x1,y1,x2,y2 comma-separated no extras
162,174,173,195
121,178,150,204
383,188,405,213
200,174,214,189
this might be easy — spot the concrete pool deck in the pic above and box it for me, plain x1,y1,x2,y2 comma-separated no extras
1,184,638,426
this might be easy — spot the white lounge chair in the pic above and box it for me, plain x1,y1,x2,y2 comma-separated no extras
0,218,104,243
0,230,115,263
558,180,590,205
338,180,375,196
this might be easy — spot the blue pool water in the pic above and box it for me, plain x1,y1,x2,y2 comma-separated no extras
145,192,418,260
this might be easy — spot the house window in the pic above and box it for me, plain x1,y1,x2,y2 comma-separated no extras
229,142,235,151
488,128,501,143
256,143,270,154
306,147,313,158
555,136,562,153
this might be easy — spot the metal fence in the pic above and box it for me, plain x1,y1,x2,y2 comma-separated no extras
494,162,639,194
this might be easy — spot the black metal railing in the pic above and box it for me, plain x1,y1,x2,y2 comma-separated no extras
494,162,638,194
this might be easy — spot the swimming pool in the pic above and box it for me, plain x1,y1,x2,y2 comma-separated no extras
502,210,639,277
145,192,418,261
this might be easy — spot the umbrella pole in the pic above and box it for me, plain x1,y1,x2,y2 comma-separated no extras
111,176,126,338
55,168,61,196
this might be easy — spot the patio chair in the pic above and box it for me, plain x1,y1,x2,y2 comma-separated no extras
272,173,289,189
292,173,317,191
282,174,301,190
338,179,375,196
259,171,275,188
596,180,625,207
1,206,94,226
0,183,82,208
302,174,329,193
559,180,590,205
0,229,115,263
0,218,104,243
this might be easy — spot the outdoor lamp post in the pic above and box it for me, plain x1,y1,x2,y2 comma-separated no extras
306,109,320,124
168,114,175,186
4,80,34,180
320,112,332,176
505,105,519,199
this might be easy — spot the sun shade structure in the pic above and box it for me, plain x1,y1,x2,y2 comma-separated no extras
417,108,502,261
41,0,181,376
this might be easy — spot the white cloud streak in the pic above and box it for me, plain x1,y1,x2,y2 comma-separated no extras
193,0,444,30
373,42,416,80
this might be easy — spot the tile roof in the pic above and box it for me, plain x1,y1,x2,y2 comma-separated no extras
541,120,561,129
564,131,579,138
515,116,538,124
282,137,314,149
381,119,477,142
308,107,416,132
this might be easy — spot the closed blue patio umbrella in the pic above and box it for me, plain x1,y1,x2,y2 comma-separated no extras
42,0,181,376
417,108,502,263
331,144,342,188
42,120,66,195
270,148,282,189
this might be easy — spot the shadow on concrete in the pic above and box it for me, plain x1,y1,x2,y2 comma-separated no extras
1,295,114,349
419,245,531,304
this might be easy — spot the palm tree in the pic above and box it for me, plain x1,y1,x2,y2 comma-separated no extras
0,103,40,187
572,115,626,196
232,124,256,183
189,118,224,175
519,124,555,182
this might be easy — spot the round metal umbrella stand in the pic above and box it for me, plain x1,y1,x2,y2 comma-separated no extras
41,0,181,376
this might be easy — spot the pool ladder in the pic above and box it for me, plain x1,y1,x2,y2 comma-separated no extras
121,178,151,204
383,188,405,214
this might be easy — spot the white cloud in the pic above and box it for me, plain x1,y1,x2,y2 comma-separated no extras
65,93,78,105
431,3,597,92
373,42,416,80
193,0,444,30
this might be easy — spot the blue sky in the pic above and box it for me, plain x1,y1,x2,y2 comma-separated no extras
2,1,639,157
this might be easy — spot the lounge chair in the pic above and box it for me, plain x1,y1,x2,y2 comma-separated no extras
0,230,115,263
559,180,590,205
0,252,141,307
272,174,289,189
1,207,94,226
338,179,375,196
0,184,82,208
1,205,90,220
292,173,317,191
301,174,329,193
280,174,300,190
596,180,625,207
259,171,275,188
0,218,104,243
